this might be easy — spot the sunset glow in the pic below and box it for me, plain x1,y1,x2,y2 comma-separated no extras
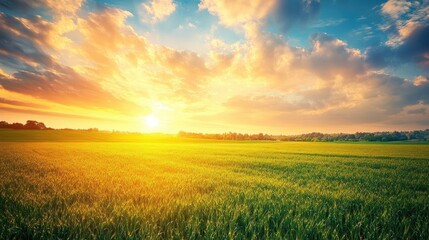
143,115,160,130
1,2,428,237
0,0,428,133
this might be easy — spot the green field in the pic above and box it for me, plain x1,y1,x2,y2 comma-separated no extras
1,130,429,239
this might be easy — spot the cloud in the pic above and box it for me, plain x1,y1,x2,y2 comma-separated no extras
366,24,429,69
221,72,429,130
0,11,73,50
199,0,276,26
1,0,428,132
0,65,143,115
187,22,196,29
0,4,210,115
207,23,429,131
309,18,346,28
140,0,176,23
239,23,299,86
0,6,145,115
368,1,429,69
407,108,426,115
303,33,367,79
199,0,319,32
414,75,428,86
152,46,210,102
396,25,429,67
77,7,140,77
76,7,209,102
0,106,112,121
178,22,196,30
381,0,412,19
225,87,347,113
0,97,46,108
0,13,55,68
0,0,38,15
226,29,367,86
0,0,84,17
365,45,395,68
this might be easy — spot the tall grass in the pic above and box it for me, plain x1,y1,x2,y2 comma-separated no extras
1,140,428,239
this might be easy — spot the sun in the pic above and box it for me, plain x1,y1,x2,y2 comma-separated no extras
143,115,160,129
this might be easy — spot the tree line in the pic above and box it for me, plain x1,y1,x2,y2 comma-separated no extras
1,120,428,142
0,120,50,130
280,130,429,142
178,131,275,140
178,130,429,142
0,120,100,131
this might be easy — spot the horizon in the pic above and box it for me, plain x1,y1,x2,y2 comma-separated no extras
1,119,429,137
1,0,428,134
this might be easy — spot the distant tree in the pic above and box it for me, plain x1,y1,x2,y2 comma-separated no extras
0,121,10,128
25,120,39,129
11,122,24,129
0,120,51,130
37,122,47,130
177,131,275,141
24,120,47,130
280,130,429,142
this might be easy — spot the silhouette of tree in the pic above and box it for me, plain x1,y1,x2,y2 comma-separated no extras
0,120,49,130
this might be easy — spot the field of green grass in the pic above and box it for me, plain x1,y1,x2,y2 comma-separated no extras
1,130,429,239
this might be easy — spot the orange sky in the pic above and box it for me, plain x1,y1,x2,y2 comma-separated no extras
0,0,428,134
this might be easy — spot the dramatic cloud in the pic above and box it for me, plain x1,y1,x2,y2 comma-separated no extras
0,65,142,114
76,7,209,103
208,24,429,132
303,33,366,79
0,13,55,68
395,25,429,67
140,0,176,23
0,0,428,132
367,25,429,69
367,1,429,69
77,8,142,77
0,6,144,115
221,72,429,131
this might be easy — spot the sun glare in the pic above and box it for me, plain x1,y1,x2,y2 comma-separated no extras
143,115,160,129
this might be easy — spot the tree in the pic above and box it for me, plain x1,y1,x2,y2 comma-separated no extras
24,120,47,130
0,121,10,128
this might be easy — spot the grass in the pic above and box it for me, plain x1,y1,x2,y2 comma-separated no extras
0,130,429,239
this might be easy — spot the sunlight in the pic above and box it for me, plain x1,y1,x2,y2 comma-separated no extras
143,115,160,130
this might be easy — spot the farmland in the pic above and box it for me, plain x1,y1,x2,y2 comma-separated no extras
1,130,429,239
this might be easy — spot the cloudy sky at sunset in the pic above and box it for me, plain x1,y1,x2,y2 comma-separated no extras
0,0,428,134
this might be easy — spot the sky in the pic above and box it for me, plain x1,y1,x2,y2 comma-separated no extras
0,0,428,134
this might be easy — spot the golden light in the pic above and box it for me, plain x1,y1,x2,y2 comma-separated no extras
143,115,160,129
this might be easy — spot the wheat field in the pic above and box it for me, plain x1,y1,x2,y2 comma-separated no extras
1,132,428,239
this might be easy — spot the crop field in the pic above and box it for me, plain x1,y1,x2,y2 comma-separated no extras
1,131,429,239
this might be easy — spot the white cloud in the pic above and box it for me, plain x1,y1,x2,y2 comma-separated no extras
140,0,176,23
188,22,196,28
